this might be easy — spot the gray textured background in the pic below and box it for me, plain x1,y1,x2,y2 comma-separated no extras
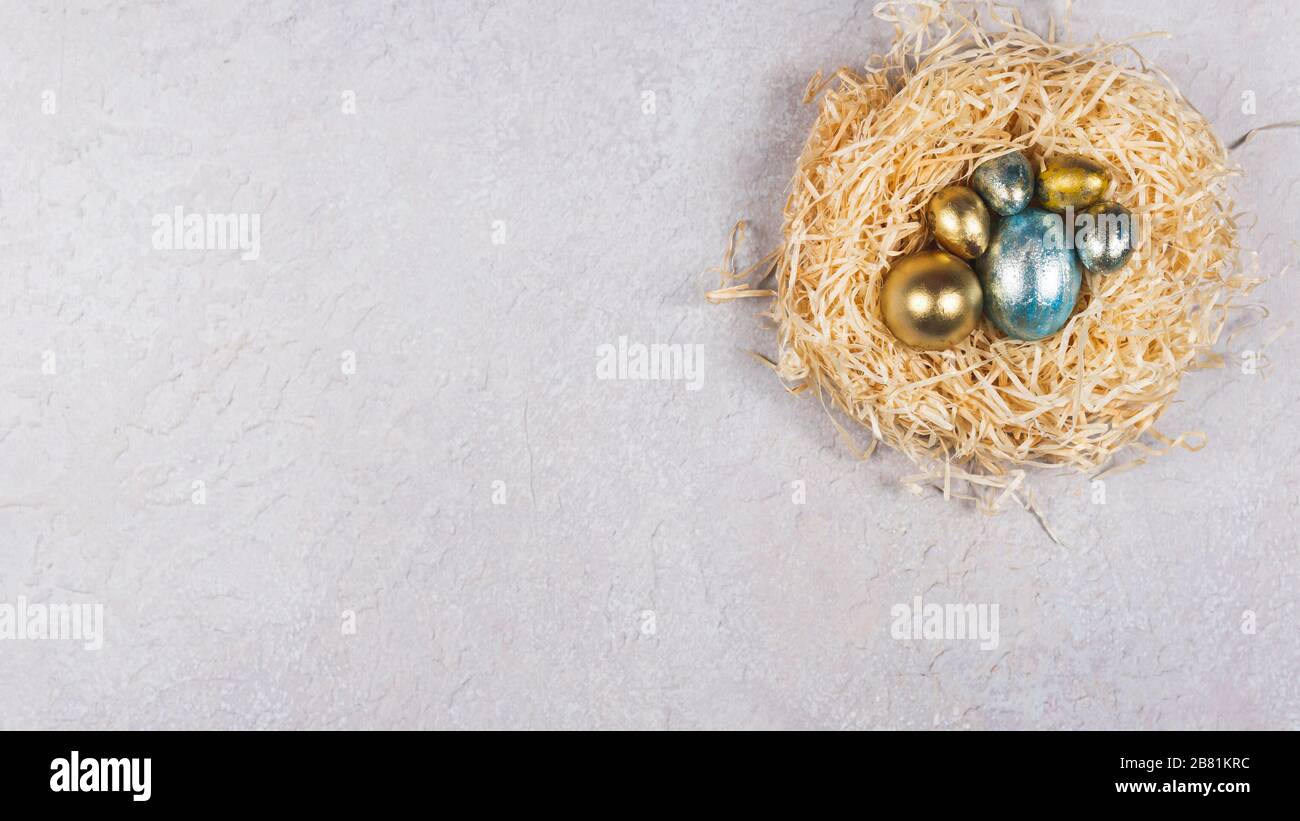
0,0,1296,729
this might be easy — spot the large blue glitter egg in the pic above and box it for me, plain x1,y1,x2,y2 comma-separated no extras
974,208,1082,341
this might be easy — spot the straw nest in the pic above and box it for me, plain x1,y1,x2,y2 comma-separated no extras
710,1,1261,511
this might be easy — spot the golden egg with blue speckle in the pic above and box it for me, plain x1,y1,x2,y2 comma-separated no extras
1037,154,1110,212
927,186,991,260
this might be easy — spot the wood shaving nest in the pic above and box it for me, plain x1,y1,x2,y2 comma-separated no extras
710,1,1263,512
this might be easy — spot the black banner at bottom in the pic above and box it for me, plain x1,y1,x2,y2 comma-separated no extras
2,730,1287,808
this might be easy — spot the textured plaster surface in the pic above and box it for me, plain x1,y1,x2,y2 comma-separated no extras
0,0,1297,730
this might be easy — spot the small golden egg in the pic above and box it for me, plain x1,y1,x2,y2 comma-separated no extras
1037,154,1110,212
926,186,991,260
880,250,983,350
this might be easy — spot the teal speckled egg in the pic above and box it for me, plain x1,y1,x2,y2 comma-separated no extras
971,151,1034,216
975,208,1082,341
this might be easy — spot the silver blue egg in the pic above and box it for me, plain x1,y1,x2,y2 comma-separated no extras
975,208,1082,341
971,151,1034,216
1075,201,1134,274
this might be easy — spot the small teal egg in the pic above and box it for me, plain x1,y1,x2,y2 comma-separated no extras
971,152,1034,216
975,208,1082,341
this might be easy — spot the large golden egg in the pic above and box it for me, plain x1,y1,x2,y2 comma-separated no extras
880,250,983,350
1037,154,1110,212
926,186,991,259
